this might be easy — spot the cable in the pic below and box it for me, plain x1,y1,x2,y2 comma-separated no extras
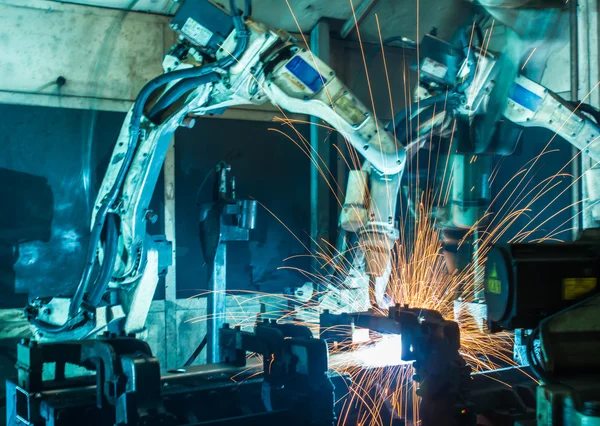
571,102,600,125
148,73,221,122
525,326,556,384
386,94,458,136
184,334,208,366
526,293,598,385
456,25,478,94
86,214,119,307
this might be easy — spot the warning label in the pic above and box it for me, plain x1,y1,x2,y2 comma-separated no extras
421,58,448,80
181,17,214,47
562,278,597,300
486,263,502,295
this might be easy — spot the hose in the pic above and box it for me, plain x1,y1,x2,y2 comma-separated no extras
32,0,250,334
86,214,119,307
386,94,458,136
148,73,221,122
571,102,600,125
456,26,478,94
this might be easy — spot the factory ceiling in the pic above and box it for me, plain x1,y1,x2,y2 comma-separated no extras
49,0,471,43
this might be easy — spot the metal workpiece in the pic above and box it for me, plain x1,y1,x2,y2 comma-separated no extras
199,163,257,364
7,323,342,426
207,243,227,364
320,306,474,426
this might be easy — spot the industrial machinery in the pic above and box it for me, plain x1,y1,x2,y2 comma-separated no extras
198,162,258,362
24,0,418,342
321,306,475,426
483,229,600,426
10,1,600,425
23,0,600,341
6,321,344,426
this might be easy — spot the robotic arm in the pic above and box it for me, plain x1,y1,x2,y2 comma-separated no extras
27,0,405,340
412,25,600,234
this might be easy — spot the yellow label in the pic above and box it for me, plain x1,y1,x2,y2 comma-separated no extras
562,278,597,300
333,90,367,127
486,263,502,295
282,73,307,92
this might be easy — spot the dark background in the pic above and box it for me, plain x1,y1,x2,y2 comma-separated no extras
0,104,575,308
0,104,312,307
490,127,576,243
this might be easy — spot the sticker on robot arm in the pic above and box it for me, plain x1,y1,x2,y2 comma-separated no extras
284,56,327,93
421,58,448,80
182,18,214,47
562,277,597,300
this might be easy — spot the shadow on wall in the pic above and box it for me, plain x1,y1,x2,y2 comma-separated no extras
174,119,312,297
0,168,53,308
0,104,166,306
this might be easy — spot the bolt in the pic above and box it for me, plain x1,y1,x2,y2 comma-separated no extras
396,159,402,165
181,116,196,129
145,210,159,224
56,76,67,87
363,145,369,150
329,71,334,76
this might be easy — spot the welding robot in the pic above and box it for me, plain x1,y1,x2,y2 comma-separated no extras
7,1,411,425
7,0,600,426
23,0,410,342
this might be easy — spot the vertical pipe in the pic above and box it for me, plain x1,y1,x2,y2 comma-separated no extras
206,242,226,363
340,0,381,39
570,0,582,240
310,20,332,275
164,138,178,369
